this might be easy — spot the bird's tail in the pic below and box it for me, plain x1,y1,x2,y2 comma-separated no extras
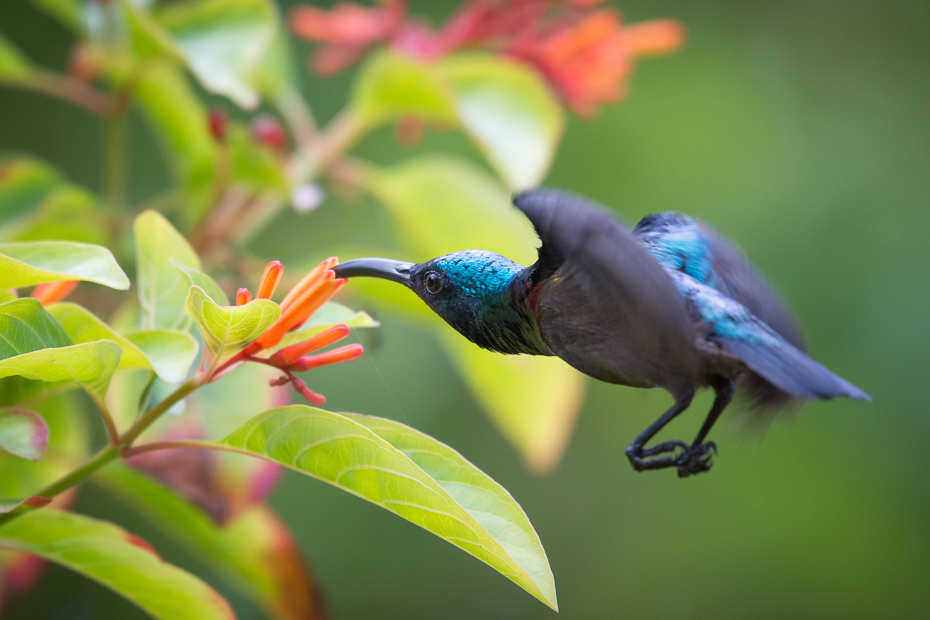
722,338,870,404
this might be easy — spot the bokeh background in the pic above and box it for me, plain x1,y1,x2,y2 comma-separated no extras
2,0,929,618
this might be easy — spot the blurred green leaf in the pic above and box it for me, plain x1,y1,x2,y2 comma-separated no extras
0,157,63,232
171,259,229,306
156,0,277,109
270,301,378,351
135,65,216,223
0,240,129,290
123,0,182,61
184,285,279,365
47,302,198,383
0,33,33,78
441,53,564,190
362,155,585,471
14,187,108,245
0,157,106,245
98,465,325,620
254,25,299,98
352,51,458,129
29,0,85,34
134,210,202,330
0,510,235,619
0,390,89,494
218,405,558,610
0,408,48,461
124,330,198,384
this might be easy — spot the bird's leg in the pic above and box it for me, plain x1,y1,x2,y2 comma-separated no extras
625,388,695,472
676,376,735,478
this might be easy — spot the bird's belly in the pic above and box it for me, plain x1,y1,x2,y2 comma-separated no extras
538,307,688,391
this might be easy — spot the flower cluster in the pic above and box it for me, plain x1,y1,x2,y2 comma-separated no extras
217,258,364,405
289,0,685,117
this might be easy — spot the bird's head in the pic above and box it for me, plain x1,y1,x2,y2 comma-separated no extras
334,251,546,354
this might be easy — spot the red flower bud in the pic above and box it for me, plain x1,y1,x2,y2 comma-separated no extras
236,288,252,306
208,109,228,143
251,115,288,153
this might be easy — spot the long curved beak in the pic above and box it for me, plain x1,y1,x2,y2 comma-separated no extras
333,258,414,285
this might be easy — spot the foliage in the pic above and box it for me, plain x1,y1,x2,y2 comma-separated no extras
0,0,684,616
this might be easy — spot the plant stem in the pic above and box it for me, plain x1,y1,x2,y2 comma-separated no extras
103,112,127,213
120,377,200,447
0,378,201,528
122,440,244,458
0,72,113,116
0,445,120,526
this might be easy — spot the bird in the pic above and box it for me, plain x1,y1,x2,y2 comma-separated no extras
333,188,870,477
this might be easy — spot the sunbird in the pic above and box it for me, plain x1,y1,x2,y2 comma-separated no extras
334,189,869,477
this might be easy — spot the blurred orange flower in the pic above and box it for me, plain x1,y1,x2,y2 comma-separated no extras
289,0,685,117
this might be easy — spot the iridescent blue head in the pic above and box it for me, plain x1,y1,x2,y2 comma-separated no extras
334,251,551,355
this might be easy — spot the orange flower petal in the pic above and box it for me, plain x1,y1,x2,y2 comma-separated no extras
624,19,686,56
31,281,78,306
270,324,351,366
292,344,364,372
280,257,337,311
257,261,284,300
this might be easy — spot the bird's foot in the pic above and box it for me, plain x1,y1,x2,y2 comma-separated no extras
676,442,717,478
626,440,689,471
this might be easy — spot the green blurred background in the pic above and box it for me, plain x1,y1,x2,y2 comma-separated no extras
2,0,929,618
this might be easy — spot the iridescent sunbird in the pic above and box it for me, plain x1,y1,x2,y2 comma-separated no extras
334,189,869,477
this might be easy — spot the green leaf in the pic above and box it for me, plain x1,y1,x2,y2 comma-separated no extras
171,259,229,306
184,285,279,365
351,51,458,129
441,53,564,190
134,210,201,330
0,341,122,400
47,302,198,383
0,33,33,78
0,408,48,461
218,405,558,610
156,0,278,109
0,510,234,619
135,65,216,223
98,465,324,620
362,155,586,472
0,298,71,358
270,301,378,351
0,240,129,290
124,330,198,384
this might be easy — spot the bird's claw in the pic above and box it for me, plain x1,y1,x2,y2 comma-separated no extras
626,440,689,471
676,441,717,478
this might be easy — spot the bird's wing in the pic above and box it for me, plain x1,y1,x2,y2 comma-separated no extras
668,269,869,402
513,189,701,393
633,212,807,407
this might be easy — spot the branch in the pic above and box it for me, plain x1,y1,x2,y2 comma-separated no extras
0,72,112,116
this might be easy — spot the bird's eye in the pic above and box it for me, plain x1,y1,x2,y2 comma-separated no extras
424,272,443,294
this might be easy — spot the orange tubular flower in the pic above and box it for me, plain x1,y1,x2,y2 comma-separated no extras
256,260,283,299
217,259,361,406
31,281,78,306
236,288,252,306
